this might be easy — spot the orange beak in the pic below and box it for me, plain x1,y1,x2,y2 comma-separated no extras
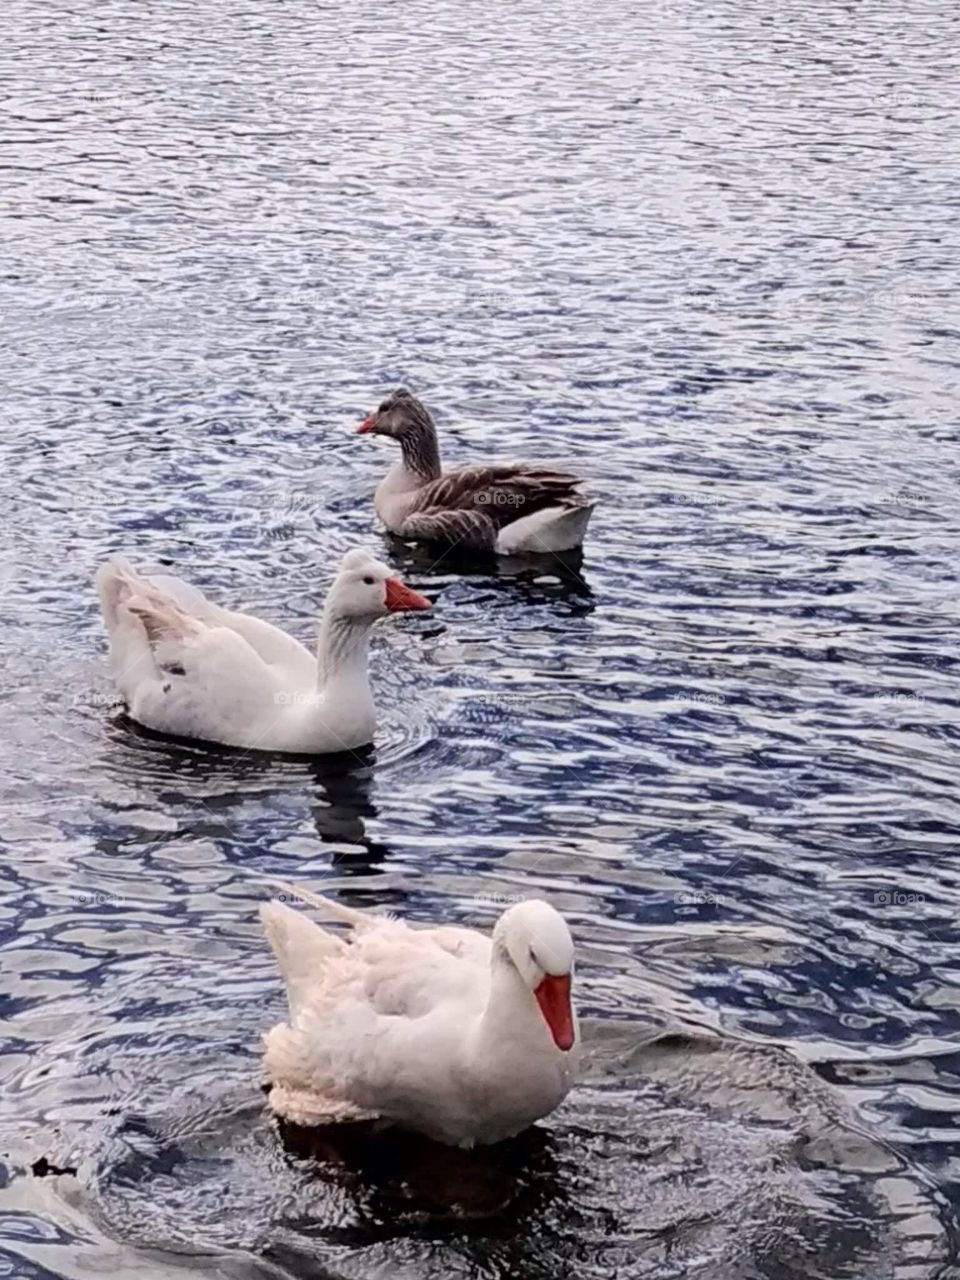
534,973,575,1051
356,414,375,434
384,577,431,612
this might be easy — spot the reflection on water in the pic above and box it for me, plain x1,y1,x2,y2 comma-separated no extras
1,0,960,1275
34,1026,951,1280
97,730,390,876
384,533,595,603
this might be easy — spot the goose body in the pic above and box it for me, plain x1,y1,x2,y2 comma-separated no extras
261,886,580,1147
94,550,429,754
357,390,594,554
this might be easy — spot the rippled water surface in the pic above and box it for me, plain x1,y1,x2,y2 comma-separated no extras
2,0,960,1276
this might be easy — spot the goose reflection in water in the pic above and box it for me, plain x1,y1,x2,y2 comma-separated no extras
381,533,595,611
305,755,395,878
96,722,393,879
278,1117,567,1231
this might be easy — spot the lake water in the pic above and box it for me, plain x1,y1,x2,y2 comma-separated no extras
2,0,959,1276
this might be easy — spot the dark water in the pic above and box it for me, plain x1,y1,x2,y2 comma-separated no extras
2,0,960,1276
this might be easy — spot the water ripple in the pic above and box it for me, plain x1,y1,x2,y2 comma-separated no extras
1,0,959,1275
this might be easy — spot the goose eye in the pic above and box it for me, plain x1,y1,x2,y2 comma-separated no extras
363,575,375,585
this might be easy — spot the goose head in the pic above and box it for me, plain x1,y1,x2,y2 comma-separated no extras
356,388,434,441
326,549,430,619
493,899,577,1051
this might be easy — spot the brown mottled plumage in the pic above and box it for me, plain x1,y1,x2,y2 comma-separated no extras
357,389,594,553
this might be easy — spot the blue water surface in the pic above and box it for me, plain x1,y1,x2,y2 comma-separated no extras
1,0,959,1276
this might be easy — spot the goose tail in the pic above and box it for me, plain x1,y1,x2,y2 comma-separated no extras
260,899,347,1020
94,556,139,634
496,500,595,554
264,880,386,930
94,558,160,695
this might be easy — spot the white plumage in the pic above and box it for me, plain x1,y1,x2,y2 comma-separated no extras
261,886,581,1147
93,549,429,753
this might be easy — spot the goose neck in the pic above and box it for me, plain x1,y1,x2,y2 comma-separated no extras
476,948,544,1048
316,613,373,690
399,421,441,481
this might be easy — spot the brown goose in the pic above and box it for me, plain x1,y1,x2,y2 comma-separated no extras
356,389,594,554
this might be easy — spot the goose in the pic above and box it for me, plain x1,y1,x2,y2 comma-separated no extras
356,389,594,554
94,549,430,754
260,884,580,1147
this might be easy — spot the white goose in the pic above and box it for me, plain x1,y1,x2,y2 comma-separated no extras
94,550,430,754
357,389,594,554
260,885,580,1147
